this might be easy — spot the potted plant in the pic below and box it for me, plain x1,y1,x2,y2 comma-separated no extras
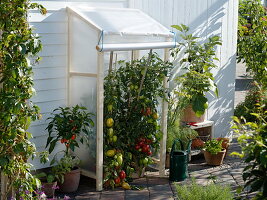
35,171,58,198
171,24,221,122
203,139,226,166
46,105,94,193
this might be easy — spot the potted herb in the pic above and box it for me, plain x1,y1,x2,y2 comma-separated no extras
46,105,94,192
203,139,226,166
171,24,221,122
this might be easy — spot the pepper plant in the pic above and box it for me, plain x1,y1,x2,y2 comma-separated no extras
103,52,172,188
0,0,46,199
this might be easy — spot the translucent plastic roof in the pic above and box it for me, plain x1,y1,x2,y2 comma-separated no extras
67,6,174,37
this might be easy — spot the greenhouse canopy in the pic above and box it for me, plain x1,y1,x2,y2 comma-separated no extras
67,6,176,191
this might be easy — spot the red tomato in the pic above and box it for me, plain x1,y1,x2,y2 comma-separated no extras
142,145,149,153
146,107,152,116
147,151,152,156
119,170,126,180
65,143,70,147
71,134,76,140
60,139,65,144
114,177,121,184
72,126,77,131
69,120,74,123
139,141,144,147
135,145,140,150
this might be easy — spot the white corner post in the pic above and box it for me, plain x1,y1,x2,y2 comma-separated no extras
159,48,170,176
96,52,104,191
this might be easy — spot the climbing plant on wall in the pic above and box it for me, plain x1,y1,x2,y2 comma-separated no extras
103,52,172,188
0,1,46,199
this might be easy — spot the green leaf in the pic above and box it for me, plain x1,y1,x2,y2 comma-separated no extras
171,25,182,32
192,95,208,117
49,140,57,154
0,157,9,166
47,174,55,183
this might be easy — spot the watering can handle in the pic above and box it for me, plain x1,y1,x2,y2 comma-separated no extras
171,138,185,153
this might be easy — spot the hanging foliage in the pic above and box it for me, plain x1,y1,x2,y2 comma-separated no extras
103,52,172,188
0,0,46,199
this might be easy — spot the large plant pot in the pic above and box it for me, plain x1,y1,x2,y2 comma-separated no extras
42,181,57,197
58,168,80,193
203,149,226,166
181,105,205,123
165,152,170,169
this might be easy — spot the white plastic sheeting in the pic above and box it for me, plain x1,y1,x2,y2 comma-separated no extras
68,6,174,37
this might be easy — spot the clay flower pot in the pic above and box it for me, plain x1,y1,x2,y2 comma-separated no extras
42,181,57,198
58,168,80,193
165,152,170,169
181,105,205,123
203,149,226,166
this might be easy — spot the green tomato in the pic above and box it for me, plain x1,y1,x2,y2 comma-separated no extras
107,104,113,112
134,85,139,90
143,158,149,165
127,152,132,160
114,155,118,159
114,161,119,167
113,135,117,142
108,128,114,137
130,85,134,90
117,156,123,165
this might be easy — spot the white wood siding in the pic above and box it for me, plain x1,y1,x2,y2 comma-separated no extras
29,0,238,168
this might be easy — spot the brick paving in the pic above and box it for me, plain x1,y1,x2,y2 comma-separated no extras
54,63,252,199
55,139,249,200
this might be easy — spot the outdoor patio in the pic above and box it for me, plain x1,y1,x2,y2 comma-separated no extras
55,138,247,200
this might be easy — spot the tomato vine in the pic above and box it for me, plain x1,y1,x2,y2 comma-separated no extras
103,52,172,188
0,1,46,199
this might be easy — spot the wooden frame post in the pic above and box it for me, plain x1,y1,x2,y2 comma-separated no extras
159,48,170,176
96,52,104,191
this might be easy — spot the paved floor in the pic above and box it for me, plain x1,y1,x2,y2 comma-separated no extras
55,139,250,200
234,62,252,107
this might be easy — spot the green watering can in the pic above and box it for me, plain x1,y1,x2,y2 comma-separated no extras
169,139,192,182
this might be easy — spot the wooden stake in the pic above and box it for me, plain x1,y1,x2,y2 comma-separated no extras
109,51,114,73
137,49,152,100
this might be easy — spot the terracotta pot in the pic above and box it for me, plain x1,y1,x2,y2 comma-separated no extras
217,138,230,158
165,152,170,169
42,181,57,198
203,149,226,166
58,168,80,193
181,105,205,123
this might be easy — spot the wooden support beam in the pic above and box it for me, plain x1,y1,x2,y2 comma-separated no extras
159,48,170,176
96,52,104,191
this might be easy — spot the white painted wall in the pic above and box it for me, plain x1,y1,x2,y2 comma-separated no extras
29,0,238,169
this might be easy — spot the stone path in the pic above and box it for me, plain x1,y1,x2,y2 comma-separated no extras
56,139,250,200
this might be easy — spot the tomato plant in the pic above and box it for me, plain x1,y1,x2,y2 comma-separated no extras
103,52,172,188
